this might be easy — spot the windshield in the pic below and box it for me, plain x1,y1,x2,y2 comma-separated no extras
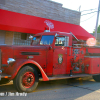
40,35,54,45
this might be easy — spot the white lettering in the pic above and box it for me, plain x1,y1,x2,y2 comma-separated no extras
8,92,15,96
0,92,27,96
0,92,5,96
44,20,54,29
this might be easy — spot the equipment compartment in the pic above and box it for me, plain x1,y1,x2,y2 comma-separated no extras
84,57,100,74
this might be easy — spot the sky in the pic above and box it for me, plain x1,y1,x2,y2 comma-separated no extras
50,0,100,33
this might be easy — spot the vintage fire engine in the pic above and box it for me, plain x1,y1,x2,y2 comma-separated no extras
0,30,100,92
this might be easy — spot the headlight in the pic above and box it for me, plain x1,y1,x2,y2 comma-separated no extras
7,58,15,64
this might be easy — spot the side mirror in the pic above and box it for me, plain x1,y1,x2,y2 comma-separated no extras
29,35,33,39
55,33,59,38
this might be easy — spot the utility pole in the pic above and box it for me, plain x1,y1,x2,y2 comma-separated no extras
79,6,81,12
94,0,100,39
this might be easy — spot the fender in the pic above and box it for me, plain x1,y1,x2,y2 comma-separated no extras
9,59,49,81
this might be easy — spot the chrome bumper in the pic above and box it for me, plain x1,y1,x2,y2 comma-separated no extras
0,73,11,81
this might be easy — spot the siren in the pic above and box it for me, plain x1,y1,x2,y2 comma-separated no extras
44,27,50,32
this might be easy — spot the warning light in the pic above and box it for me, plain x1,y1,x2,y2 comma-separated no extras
86,38,96,46
44,27,50,32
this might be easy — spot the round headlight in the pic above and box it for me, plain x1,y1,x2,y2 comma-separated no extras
7,58,15,64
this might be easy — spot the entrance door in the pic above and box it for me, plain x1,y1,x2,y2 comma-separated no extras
0,31,5,44
53,36,67,75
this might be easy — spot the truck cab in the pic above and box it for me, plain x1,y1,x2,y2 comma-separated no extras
31,31,72,76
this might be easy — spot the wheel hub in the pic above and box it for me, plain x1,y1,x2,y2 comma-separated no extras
27,78,31,82
22,72,35,88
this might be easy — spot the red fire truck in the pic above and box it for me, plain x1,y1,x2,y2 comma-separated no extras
0,30,100,92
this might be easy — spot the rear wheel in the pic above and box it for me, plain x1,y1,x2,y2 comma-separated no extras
93,74,100,82
13,65,39,92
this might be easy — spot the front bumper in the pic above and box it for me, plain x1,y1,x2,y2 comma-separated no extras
0,73,11,80
0,49,11,80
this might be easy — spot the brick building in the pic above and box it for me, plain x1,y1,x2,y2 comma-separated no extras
0,0,93,45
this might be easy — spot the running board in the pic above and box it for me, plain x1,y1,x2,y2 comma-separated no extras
39,74,93,81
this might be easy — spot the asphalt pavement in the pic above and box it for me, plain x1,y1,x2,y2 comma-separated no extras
0,77,100,100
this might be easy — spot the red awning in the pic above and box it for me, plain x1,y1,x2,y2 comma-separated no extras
0,9,94,40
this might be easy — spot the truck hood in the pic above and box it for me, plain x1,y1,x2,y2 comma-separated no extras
0,45,47,51
12,45,48,59
0,45,47,60
12,45,47,51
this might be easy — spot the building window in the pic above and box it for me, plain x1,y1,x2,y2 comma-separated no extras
21,33,27,40
13,32,34,45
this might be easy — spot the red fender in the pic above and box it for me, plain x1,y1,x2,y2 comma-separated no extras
10,59,49,81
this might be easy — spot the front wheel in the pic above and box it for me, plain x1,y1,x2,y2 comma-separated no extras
13,65,39,92
93,74,100,82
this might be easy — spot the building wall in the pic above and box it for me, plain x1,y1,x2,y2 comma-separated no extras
91,33,100,45
0,0,81,25
0,30,5,44
97,33,100,45
0,30,33,45
13,32,34,45
0,30,14,45
5,31,14,45
0,0,81,45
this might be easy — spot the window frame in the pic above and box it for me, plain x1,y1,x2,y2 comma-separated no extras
55,36,69,47
40,35,54,45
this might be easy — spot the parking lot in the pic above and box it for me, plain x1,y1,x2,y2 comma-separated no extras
0,77,100,100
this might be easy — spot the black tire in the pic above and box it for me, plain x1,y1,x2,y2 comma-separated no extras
13,65,39,92
0,78,10,85
93,74,100,82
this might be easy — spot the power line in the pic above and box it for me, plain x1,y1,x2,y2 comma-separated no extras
81,11,98,16
81,13,96,22
81,8,97,12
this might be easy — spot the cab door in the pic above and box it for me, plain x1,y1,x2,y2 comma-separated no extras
53,36,68,75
